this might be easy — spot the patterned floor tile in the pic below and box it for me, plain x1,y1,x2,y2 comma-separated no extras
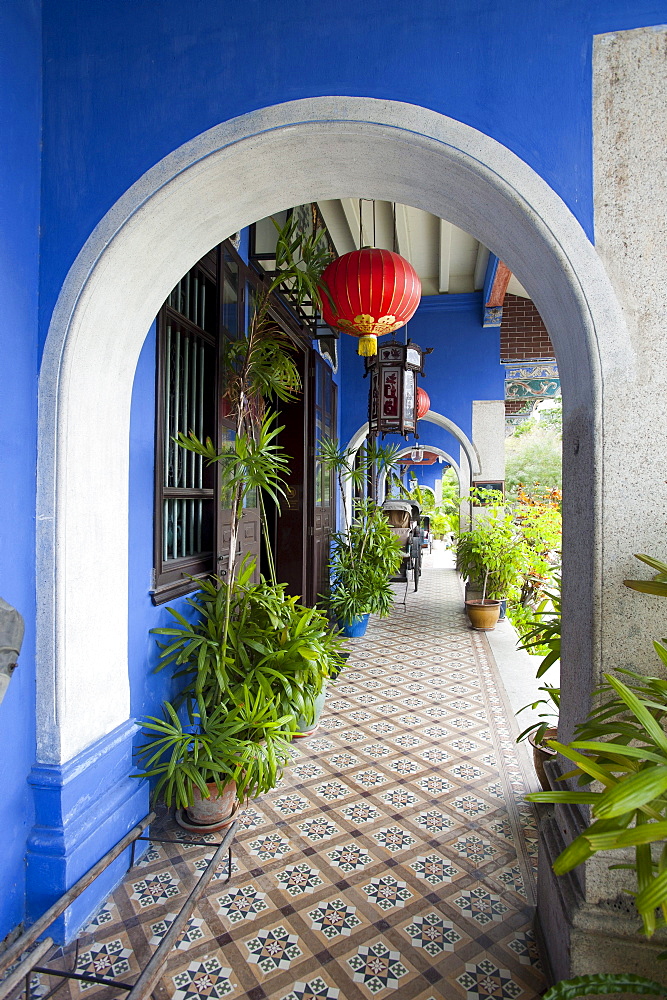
452,835,498,863
403,912,463,956
351,768,389,789
339,801,384,824
372,825,417,853
246,833,292,860
308,897,363,938
273,862,326,896
271,793,310,816
327,843,375,872
326,751,362,768
361,875,413,910
217,884,270,923
453,886,509,925
314,780,353,801
378,786,421,809
129,870,180,909
457,958,523,999
244,925,302,974
171,956,235,999
291,762,326,780
414,809,456,834
74,936,133,989
297,816,341,842
410,854,459,885
507,928,541,967
65,555,545,1000
347,940,410,995
148,912,208,950
281,977,339,1000
236,806,267,831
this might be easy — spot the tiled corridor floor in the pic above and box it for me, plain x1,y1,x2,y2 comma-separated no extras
40,556,546,1000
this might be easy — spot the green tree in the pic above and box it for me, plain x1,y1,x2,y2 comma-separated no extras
505,426,562,495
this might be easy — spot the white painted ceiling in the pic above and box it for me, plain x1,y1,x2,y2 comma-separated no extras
317,198,530,299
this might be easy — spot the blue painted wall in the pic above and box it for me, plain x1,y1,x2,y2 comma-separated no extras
0,0,41,941
38,0,666,349
2,0,665,940
339,294,505,468
128,323,188,721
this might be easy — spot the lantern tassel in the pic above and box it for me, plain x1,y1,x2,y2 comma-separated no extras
357,335,377,357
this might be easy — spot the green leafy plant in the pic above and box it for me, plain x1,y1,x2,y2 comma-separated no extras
625,553,667,598
318,439,403,625
542,973,666,1000
136,215,338,809
527,665,667,937
327,498,403,624
135,697,294,808
517,574,562,677
516,682,560,745
153,561,347,724
526,553,667,939
456,504,529,602
514,575,561,745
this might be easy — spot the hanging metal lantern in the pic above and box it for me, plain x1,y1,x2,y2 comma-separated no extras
366,339,426,439
416,386,430,420
319,248,421,356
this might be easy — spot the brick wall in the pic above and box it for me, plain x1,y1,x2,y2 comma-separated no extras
504,400,531,415
500,293,555,361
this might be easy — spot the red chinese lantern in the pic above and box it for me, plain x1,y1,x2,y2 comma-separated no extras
319,248,421,356
416,387,430,419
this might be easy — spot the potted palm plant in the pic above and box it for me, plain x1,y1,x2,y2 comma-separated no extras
135,216,340,823
135,694,295,830
456,503,529,630
319,440,402,637
514,574,561,788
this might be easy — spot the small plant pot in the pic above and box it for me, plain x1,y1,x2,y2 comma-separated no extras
177,780,239,832
528,727,558,791
294,688,327,739
465,599,501,631
338,614,370,638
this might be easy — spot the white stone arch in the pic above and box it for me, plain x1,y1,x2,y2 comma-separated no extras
343,413,475,514
378,446,463,498
37,95,629,764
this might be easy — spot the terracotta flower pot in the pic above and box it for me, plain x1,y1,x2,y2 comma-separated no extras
529,727,558,791
465,599,501,631
180,779,238,831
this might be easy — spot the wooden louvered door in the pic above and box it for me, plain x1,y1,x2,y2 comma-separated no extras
308,354,337,606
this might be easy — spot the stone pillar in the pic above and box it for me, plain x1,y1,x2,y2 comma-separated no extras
537,24,667,981
471,400,506,485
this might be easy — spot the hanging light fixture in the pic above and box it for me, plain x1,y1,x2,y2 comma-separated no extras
410,447,425,463
319,248,421,356
366,339,426,439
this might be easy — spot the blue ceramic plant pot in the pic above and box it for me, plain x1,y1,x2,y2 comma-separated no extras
339,613,370,638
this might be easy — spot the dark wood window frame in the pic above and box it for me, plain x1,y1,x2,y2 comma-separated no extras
151,239,314,605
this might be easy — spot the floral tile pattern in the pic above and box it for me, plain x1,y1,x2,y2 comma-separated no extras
347,940,409,995
48,553,545,1000
362,875,413,911
216,884,269,923
308,898,362,939
245,925,302,973
171,957,235,1000
403,912,462,956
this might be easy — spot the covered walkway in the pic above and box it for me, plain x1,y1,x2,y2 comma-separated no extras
38,554,546,1000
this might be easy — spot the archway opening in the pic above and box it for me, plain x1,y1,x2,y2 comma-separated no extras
37,96,627,767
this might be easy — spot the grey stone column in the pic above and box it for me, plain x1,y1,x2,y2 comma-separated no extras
537,24,667,982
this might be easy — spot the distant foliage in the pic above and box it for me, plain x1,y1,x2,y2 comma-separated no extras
505,426,562,495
